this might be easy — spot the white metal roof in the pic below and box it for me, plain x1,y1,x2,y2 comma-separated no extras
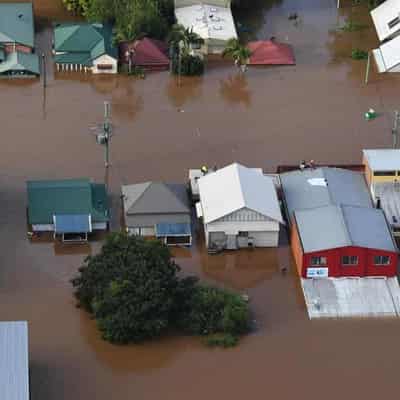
0,321,29,400
175,4,237,42
372,35,400,72
198,163,283,224
371,0,400,42
363,149,400,171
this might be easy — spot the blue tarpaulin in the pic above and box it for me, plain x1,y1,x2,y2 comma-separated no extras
156,222,191,237
54,214,91,233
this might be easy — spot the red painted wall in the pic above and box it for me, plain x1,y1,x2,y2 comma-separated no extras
3,44,32,54
300,246,397,278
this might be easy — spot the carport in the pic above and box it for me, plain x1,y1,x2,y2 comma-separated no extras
53,214,92,242
156,222,192,246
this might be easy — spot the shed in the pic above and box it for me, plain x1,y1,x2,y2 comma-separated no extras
363,149,400,236
122,182,192,246
291,204,397,278
0,321,29,400
197,163,283,250
175,3,237,54
372,34,400,73
53,22,118,74
370,0,400,42
119,37,169,71
27,178,109,240
248,40,295,66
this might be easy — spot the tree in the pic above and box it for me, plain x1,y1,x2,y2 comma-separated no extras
168,24,204,55
222,38,252,73
71,233,182,343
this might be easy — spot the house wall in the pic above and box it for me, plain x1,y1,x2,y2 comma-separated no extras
206,220,279,235
175,0,231,8
302,246,397,278
290,218,304,277
125,213,191,228
92,55,118,74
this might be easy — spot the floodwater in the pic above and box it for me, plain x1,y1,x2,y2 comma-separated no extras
1,0,400,399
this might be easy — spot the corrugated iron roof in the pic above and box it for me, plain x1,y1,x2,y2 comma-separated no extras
363,149,400,171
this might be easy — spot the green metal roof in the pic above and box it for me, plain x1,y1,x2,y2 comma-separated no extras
53,22,117,66
0,51,39,75
0,3,35,48
27,179,109,225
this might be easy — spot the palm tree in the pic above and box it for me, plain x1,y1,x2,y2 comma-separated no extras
222,38,252,73
168,24,204,55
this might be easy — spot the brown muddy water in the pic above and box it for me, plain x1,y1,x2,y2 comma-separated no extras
1,0,400,399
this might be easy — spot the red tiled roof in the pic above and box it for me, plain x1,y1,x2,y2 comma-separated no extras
248,40,295,66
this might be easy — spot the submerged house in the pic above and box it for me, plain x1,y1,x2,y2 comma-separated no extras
0,3,40,77
372,34,400,73
119,37,169,71
53,23,118,74
0,321,30,400
27,179,109,241
280,167,398,278
197,163,283,250
175,1,238,55
122,182,192,246
370,0,400,43
363,149,400,236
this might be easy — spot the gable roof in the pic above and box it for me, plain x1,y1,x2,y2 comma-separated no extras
198,163,283,224
363,149,400,171
0,51,39,75
295,205,396,253
370,0,400,42
280,167,372,218
119,37,169,67
122,182,190,215
0,321,29,400
53,23,117,66
27,179,109,224
0,3,34,48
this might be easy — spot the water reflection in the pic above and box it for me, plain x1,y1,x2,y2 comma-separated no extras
165,76,203,109
219,74,251,107
111,80,144,122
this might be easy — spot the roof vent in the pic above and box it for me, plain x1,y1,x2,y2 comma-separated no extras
18,13,24,19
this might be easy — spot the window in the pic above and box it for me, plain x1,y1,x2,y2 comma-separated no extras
310,256,327,266
374,255,390,265
373,170,396,176
388,17,400,29
238,231,249,237
342,255,359,265
97,64,113,70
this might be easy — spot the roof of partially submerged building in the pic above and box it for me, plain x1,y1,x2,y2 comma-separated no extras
363,149,400,171
248,40,295,65
372,35,400,73
175,0,231,8
370,0,400,42
27,178,109,224
280,167,372,218
198,162,283,224
0,3,35,48
122,182,190,215
0,321,29,400
0,51,39,75
175,3,237,41
294,205,396,253
53,22,117,66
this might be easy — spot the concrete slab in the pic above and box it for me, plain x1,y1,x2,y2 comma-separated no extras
301,277,400,319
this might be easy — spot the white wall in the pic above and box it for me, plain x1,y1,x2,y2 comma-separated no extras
92,54,118,74
206,220,279,235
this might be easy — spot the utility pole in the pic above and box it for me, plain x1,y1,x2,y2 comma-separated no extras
95,101,112,168
392,110,400,149
41,53,47,88
365,51,371,85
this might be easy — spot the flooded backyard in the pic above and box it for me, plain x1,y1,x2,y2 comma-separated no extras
1,0,400,399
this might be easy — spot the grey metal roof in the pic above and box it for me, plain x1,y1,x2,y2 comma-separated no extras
373,182,400,227
294,205,396,253
0,321,29,400
280,167,372,218
122,182,190,215
363,149,400,171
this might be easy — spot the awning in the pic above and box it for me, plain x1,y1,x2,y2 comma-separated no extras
53,214,92,234
155,222,191,237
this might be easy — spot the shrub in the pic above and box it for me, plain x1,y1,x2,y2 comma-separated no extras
204,333,239,348
351,49,368,60
172,54,204,76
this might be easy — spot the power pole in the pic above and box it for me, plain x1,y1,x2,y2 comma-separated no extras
95,101,112,168
392,110,400,149
41,53,46,88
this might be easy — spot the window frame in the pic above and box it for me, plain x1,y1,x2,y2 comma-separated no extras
342,255,359,266
373,255,390,266
310,256,327,266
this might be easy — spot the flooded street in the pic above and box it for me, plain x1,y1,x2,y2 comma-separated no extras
2,0,400,399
